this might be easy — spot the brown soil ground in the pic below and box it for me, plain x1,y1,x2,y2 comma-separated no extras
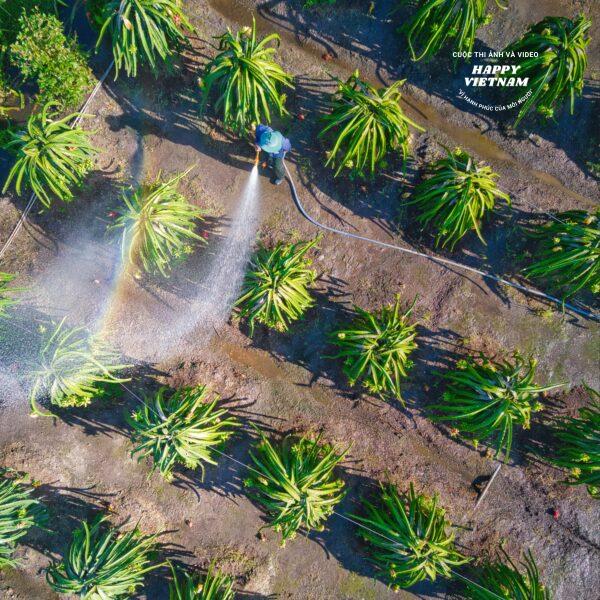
0,1,598,599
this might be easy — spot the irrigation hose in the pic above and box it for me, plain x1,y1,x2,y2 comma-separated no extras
283,162,599,322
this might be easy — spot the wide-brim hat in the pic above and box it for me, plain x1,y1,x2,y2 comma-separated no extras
259,130,283,153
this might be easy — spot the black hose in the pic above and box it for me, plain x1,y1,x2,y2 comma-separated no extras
283,162,598,322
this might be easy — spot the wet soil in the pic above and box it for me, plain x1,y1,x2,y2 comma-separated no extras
0,1,598,599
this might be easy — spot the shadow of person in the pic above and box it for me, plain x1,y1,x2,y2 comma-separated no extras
102,76,252,175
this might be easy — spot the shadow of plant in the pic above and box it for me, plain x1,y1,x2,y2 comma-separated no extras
22,481,115,560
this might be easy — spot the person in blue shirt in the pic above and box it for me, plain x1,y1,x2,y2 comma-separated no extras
254,123,291,185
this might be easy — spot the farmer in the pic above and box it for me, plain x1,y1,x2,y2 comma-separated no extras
254,123,291,185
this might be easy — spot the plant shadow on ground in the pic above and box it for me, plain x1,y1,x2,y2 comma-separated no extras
400,335,553,468
28,481,196,600
25,473,268,600
399,189,599,320
129,212,230,303
42,362,281,502
101,41,258,175
171,412,280,502
23,481,116,561
285,74,419,239
238,273,464,418
255,0,402,82
523,385,593,472
421,373,588,473
410,324,464,380
238,277,358,398
396,178,525,271
0,165,125,256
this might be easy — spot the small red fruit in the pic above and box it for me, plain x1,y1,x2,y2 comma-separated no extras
297,113,305,121
201,231,209,239
107,211,117,218
552,508,560,520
